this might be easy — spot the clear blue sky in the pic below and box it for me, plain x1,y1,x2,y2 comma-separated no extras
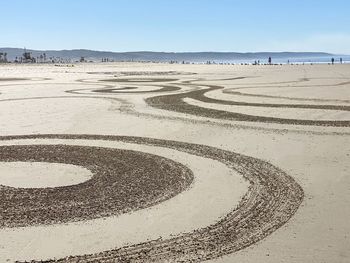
2,0,350,53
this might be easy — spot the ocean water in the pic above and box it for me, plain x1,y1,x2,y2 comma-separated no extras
215,55,350,65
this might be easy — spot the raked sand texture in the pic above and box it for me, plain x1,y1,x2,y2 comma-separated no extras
0,63,349,263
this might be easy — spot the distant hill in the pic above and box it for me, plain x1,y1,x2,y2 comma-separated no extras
0,47,335,63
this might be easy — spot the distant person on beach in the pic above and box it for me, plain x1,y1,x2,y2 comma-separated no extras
340,58,343,64
331,58,335,65
268,57,272,65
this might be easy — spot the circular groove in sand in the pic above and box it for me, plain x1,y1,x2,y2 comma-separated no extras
93,85,181,94
87,71,195,76
0,144,193,228
100,77,179,83
67,85,182,95
0,134,303,262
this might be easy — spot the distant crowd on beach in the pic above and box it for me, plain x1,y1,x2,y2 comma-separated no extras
250,56,345,66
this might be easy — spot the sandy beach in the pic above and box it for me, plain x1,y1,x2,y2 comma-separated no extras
0,62,349,262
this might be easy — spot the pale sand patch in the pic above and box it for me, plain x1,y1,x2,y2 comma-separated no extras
239,85,350,101
184,97,350,121
0,162,92,188
204,88,350,106
0,139,248,262
0,98,120,134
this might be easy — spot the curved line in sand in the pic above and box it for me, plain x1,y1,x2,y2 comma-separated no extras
0,144,193,228
0,134,303,262
146,84,350,127
0,137,247,262
66,85,182,95
184,97,350,121
221,89,350,104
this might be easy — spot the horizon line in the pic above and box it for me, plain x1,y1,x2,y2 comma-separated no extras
1,47,347,55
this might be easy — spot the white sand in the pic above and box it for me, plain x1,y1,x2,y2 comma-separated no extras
238,84,350,101
0,63,349,262
0,162,92,188
204,88,350,106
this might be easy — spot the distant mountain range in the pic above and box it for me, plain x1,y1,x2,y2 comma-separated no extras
0,48,336,63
